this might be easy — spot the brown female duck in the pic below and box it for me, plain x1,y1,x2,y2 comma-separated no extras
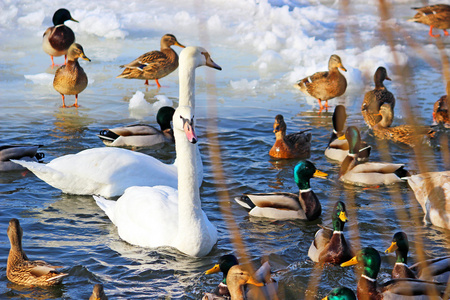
294,54,347,111
90,284,108,300
269,114,311,159
42,8,78,67
117,34,185,87
373,104,435,147
7,218,67,286
53,43,90,108
308,201,353,265
433,82,450,127
408,4,450,37
361,67,395,128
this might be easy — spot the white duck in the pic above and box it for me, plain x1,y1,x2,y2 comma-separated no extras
12,46,221,198
95,105,218,257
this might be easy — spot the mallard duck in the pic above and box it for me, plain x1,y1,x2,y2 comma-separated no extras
234,160,327,220
339,126,410,186
97,106,175,147
385,231,450,283
322,287,356,300
90,284,108,300
408,4,450,37
325,105,371,163
433,83,450,127
373,104,435,147
7,218,68,286
0,145,44,171
53,43,90,108
406,171,450,230
361,67,396,128
341,247,447,299
294,54,347,111
308,201,353,264
42,8,78,67
216,265,265,300
204,255,277,299
117,34,185,87
269,114,312,159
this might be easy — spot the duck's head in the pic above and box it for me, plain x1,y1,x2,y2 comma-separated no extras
67,43,91,62
333,105,347,134
226,265,264,289
205,254,239,280
156,106,176,131
7,218,23,247
294,160,328,190
329,54,347,72
322,287,356,300
173,105,197,144
385,231,409,264
161,34,185,49
344,126,361,155
331,201,348,231
341,247,381,280
374,66,391,87
52,8,78,26
180,46,222,71
273,114,287,134
90,284,107,300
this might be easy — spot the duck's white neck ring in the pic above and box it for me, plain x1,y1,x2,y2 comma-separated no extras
361,274,376,282
333,231,343,234
300,188,311,193
347,153,357,157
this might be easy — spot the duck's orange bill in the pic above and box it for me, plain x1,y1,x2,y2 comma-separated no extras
205,264,221,275
385,241,398,254
341,256,358,267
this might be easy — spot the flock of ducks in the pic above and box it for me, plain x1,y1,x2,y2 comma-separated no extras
2,4,450,300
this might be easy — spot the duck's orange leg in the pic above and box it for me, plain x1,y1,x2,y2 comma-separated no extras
444,29,449,36
64,55,67,65
155,79,161,88
144,80,149,85
60,94,68,108
429,26,441,37
51,56,55,68
70,95,80,108
324,100,329,109
317,99,324,110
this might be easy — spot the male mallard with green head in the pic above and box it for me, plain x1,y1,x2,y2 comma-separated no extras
294,54,347,112
43,8,78,68
53,43,90,108
235,160,327,220
341,247,447,299
408,4,450,37
361,67,395,128
7,218,67,286
308,201,353,265
322,287,356,300
117,34,185,87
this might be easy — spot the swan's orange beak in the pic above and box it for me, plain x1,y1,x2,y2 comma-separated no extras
183,118,197,144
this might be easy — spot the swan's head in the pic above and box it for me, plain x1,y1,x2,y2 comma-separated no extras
173,105,197,144
180,46,222,71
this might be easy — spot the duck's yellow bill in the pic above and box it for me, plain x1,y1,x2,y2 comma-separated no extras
385,241,398,254
313,169,328,178
341,256,358,267
205,264,221,275
338,134,346,140
175,42,186,48
322,297,329,300
246,276,264,287
339,211,348,222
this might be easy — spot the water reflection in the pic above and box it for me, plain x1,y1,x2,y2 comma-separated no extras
51,109,93,141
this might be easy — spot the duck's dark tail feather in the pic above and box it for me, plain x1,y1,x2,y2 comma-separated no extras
395,166,410,179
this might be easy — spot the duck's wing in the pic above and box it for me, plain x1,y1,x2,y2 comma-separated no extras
380,278,446,297
308,226,333,262
119,51,167,69
234,193,301,211
286,130,312,145
410,256,450,282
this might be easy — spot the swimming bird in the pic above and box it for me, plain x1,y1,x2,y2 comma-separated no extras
269,114,312,159
234,160,327,220
0,145,44,171
53,43,90,108
42,8,78,67
117,34,185,87
433,83,449,127
223,265,265,300
12,46,221,197
325,105,371,163
97,106,175,147
322,287,356,300
406,171,450,230
294,54,347,111
204,254,240,298
408,4,450,37
341,247,447,299
385,231,450,283
89,284,108,300
7,218,68,286
361,67,395,128
94,106,218,257
308,201,353,265
339,126,410,186
372,104,435,147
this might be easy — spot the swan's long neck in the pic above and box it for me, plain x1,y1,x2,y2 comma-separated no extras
178,61,196,109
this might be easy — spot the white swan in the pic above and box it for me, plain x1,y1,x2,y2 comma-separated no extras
12,46,221,198
95,105,218,257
